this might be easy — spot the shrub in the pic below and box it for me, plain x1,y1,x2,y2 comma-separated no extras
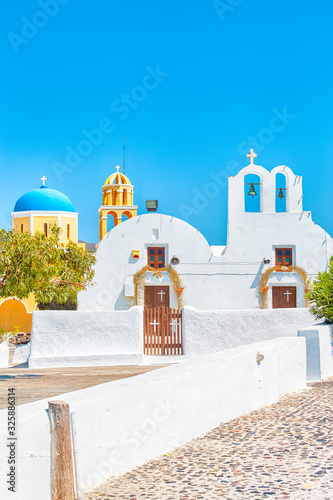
306,257,333,323
0,326,20,344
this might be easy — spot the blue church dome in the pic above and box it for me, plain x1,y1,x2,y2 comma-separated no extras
14,186,75,213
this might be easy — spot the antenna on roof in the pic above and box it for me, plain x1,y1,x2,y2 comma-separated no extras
123,134,125,175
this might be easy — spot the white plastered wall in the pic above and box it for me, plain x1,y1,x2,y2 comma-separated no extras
0,337,306,500
29,307,143,368
78,177,333,311
78,214,213,311
182,306,314,357
28,306,314,368
298,324,333,381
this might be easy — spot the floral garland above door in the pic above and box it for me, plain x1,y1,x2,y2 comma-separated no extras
128,264,185,310
259,265,309,309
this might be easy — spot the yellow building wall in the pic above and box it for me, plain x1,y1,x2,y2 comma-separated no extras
102,187,134,207
0,298,34,333
12,214,78,242
99,216,107,241
33,216,58,234
60,217,78,244
22,294,36,313
12,216,30,233
99,207,137,240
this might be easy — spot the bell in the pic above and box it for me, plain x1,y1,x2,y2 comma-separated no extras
277,188,284,200
247,184,257,198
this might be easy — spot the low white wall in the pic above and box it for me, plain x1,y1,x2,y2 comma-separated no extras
29,307,143,368
28,306,314,368
0,342,9,368
0,337,306,500
12,343,30,365
182,306,314,356
298,325,333,381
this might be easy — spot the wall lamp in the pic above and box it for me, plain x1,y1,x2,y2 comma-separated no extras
170,256,180,265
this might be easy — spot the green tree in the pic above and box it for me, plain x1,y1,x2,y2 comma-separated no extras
0,226,95,305
306,256,333,323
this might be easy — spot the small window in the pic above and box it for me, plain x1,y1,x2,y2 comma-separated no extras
147,247,165,269
275,248,293,267
44,223,48,237
67,224,70,239
21,224,24,233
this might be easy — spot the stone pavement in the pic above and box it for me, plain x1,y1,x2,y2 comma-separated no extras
82,377,333,500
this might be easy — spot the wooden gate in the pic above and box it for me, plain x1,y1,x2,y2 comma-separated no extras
144,306,183,355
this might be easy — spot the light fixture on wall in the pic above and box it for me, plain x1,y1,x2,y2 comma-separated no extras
170,255,180,265
146,200,158,212
263,258,270,264
245,183,260,198
277,188,286,200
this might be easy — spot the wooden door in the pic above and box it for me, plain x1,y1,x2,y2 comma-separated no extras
144,286,170,309
272,286,297,308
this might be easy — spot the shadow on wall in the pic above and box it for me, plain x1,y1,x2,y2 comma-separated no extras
0,299,33,332
115,286,130,310
251,262,264,290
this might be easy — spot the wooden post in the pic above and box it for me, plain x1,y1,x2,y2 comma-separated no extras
49,400,75,500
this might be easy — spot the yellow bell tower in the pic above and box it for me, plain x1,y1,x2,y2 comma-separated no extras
99,165,138,241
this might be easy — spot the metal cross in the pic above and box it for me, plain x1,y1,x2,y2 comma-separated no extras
41,175,47,185
284,290,293,302
150,319,159,333
247,149,257,165
158,290,166,302
116,165,120,172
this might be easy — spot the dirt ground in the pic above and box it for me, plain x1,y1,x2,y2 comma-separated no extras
0,351,167,409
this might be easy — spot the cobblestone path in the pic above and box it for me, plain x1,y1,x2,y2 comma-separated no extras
82,378,333,499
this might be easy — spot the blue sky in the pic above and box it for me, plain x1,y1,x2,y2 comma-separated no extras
1,0,333,244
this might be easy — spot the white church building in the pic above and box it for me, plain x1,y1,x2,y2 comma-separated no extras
27,151,332,368
7,153,333,500
78,153,333,313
